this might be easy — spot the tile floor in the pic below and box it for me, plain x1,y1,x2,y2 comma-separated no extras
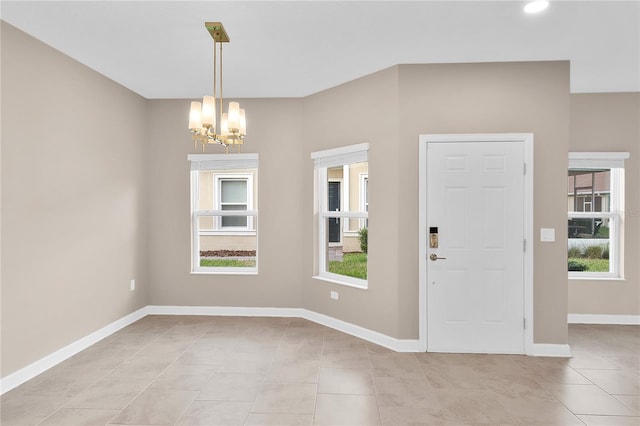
1,316,638,425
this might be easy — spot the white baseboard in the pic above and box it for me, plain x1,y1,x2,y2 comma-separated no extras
568,314,640,325
530,343,572,357
148,305,421,352
147,305,305,318
0,306,149,395
301,310,422,352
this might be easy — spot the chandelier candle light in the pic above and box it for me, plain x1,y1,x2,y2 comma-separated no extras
189,22,246,153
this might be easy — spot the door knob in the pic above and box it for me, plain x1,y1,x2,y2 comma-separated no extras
429,253,447,261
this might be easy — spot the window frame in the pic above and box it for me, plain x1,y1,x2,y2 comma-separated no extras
312,143,369,289
568,152,628,280
359,173,369,229
189,153,258,275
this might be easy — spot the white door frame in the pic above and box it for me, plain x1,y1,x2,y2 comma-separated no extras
418,133,534,354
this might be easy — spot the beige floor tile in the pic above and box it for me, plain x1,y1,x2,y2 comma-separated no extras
320,347,371,369
58,344,133,371
39,408,119,425
615,395,640,416
373,376,436,408
497,395,584,425
0,395,70,426
569,352,621,369
244,413,314,426
484,371,557,400
578,415,640,425
606,356,640,370
220,352,274,374
551,384,636,416
436,389,514,424
378,405,445,425
314,394,380,426
523,363,594,385
422,363,489,390
176,400,252,426
105,356,173,380
251,383,316,414
232,340,280,355
197,373,265,401
265,359,320,384
578,369,640,395
133,343,192,362
318,367,374,395
272,341,323,362
18,367,108,398
176,346,228,366
369,352,423,379
108,389,197,425
149,364,219,391
65,378,149,409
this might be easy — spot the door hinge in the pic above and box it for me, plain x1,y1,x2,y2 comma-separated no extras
523,239,526,252
523,163,526,175
523,318,526,329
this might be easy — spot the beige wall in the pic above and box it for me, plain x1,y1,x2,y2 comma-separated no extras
397,62,571,343
1,22,149,377
568,93,640,315
303,67,402,338
146,98,306,307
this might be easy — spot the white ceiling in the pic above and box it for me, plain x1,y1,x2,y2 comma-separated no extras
2,1,639,99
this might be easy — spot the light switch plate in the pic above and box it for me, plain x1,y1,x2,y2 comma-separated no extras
540,228,556,242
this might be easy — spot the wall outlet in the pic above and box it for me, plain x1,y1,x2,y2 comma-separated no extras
130,279,136,291
330,291,339,300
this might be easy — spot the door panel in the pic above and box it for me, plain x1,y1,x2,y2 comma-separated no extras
427,141,524,354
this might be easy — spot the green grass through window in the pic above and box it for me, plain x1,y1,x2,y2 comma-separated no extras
568,258,609,272
328,252,367,280
200,259,256,267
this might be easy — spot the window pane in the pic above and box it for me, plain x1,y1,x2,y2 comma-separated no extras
568,217,611,273
220,204,248,228
324,218,367,279
221,180,247,203
222,215,248,227
567,169,611,213
199,219,257,268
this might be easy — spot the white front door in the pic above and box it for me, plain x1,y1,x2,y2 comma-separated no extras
427,140,525,354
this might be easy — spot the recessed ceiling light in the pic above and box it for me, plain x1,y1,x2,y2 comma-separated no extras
524,0,549,14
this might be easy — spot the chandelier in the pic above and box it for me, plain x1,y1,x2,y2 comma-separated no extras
188,22,246,153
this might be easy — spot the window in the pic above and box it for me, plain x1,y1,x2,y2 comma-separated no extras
568,152,628,279
189,154,258,274
312,143,369,288
217,176,252,229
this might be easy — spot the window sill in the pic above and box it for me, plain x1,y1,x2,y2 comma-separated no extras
569,276,625,281
312,275,368,290
191,269,258,276
199,230,257,236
